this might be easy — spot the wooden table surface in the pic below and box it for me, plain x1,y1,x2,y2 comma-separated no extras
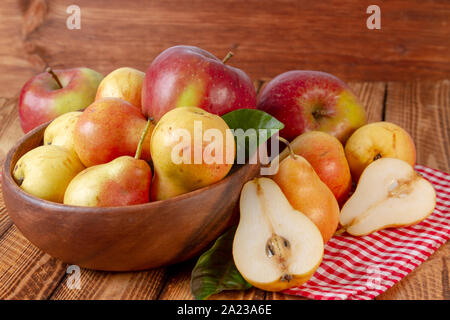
0,80,448,300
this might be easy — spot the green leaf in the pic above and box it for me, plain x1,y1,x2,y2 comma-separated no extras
190,226,252,300
222,109,284,161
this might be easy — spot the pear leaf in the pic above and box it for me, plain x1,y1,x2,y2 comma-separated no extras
222,109,284,161
190,226,252,300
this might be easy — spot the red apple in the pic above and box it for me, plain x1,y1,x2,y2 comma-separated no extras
257,71,366,143
141,45,256,121
19,67,103,133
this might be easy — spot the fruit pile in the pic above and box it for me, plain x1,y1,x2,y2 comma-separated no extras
15,46,251,205
14,45,436,294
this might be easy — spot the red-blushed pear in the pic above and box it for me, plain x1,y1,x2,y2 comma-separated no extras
95,67,145,108
141,46,256,122
64,120,152,207
272,146,340,243
19,67,103,133
277,131,352,205
257,71,366,143
74,98,154,167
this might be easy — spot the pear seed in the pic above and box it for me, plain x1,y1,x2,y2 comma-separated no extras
281,274,292,282
265,234,291,271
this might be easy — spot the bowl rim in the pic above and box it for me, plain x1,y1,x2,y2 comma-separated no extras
2,121,258,214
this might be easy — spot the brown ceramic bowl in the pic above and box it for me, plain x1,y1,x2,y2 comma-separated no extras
1,122,260,271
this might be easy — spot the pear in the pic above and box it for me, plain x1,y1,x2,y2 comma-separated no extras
13,145,85,203
233,178,324,292
74,98,153,167
272,154,340,243
150,107,235,201
64,156,151,207
340,158,436,236
44,111,82,153
64,120,152,207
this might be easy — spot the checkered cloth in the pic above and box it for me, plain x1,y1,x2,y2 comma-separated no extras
283,165,450,300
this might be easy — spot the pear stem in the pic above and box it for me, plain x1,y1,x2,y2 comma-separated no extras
135,118,153,160
334,227,347,236
222,51,234,64
46,67,63,89
277,136,296,159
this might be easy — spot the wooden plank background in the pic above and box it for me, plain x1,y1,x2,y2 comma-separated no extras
0,0,449,99
0,0,448,300
0,80,448,299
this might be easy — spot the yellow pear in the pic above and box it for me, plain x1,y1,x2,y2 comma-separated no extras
13,145,85,203
345,122,416,181
44,111,82,154
150,107,235,201
95,67,145,108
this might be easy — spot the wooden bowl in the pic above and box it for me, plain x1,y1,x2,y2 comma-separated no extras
1,122,260,271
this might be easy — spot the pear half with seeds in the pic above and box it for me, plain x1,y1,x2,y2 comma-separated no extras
233,178,324,292
340,158,436,236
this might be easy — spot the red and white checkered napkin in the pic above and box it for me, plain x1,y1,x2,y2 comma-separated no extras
283,164,450,300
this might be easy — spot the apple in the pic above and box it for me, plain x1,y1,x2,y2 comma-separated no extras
19,67,103,133
278,131,352,206
95,67,145,108
141,45,256,122
344,121,416,181
257,70,366,143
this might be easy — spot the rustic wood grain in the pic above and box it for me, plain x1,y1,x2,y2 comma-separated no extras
0,183,13,238
348,82,386,123
1,0,450,98
0,96,21,238
158,258,266,300
0,225,66,299
51,268,166,300
0,96,23,166
384,80,449,173
376,80,450,300
0,81,448,300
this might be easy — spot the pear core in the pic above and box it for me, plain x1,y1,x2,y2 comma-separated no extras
233,178,324,291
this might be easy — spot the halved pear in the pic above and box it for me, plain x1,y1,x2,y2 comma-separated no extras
340,158,436,236
233,177,324,292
